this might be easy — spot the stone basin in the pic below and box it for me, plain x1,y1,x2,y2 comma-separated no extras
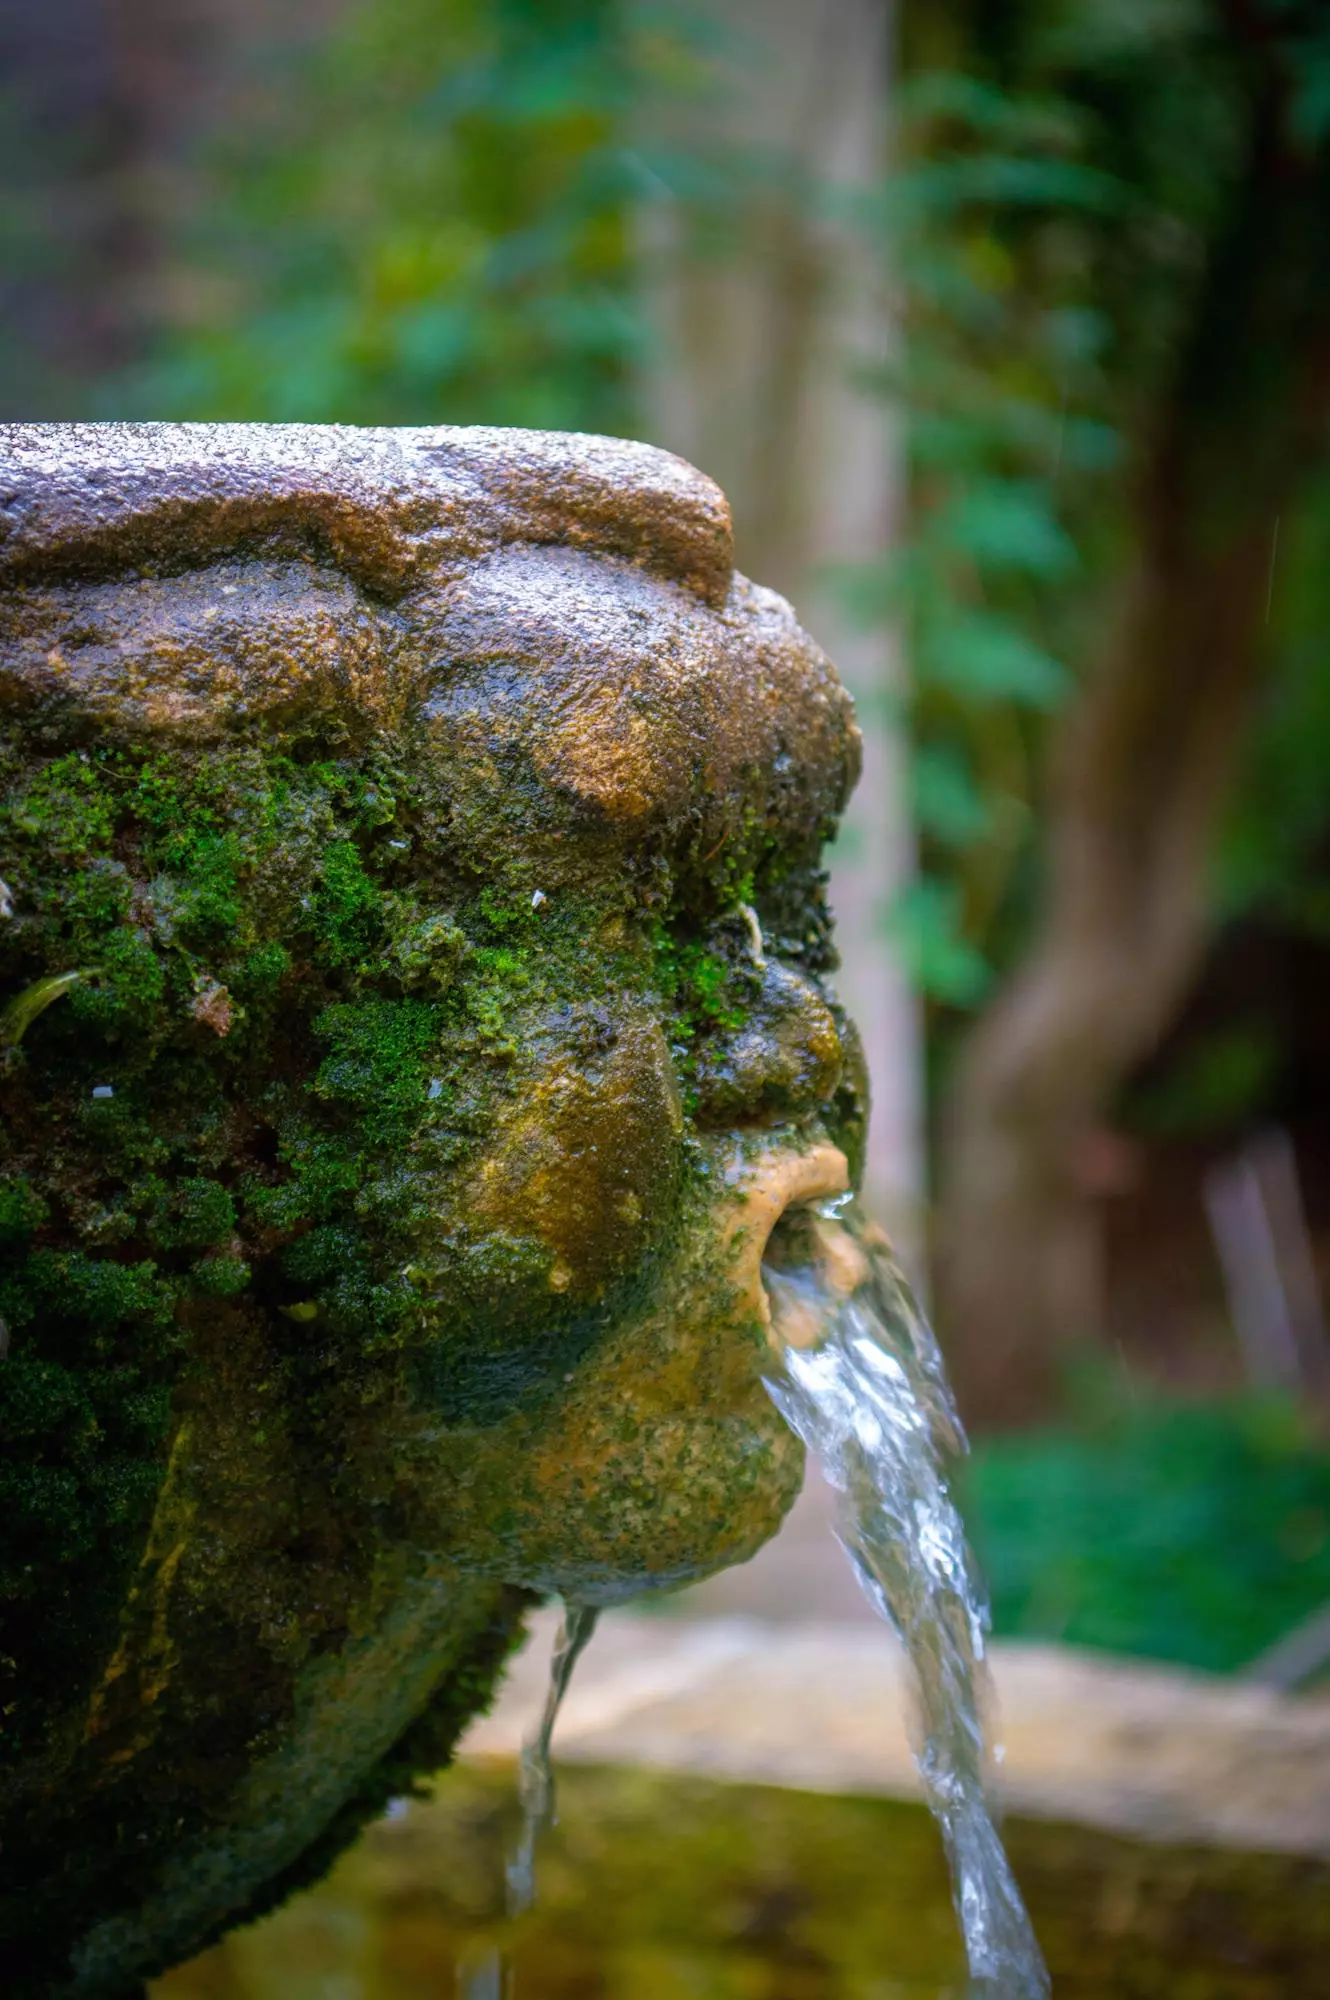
155,1609,1330,1997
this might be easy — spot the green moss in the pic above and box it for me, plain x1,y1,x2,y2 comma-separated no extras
314,839,384,969
650,907,762,1119
243,1126,362,1229
148,1176,237,1251
0,1242,183,1767
174,831,247,941
8,753,116,860
0,736,501,1792
240,939,292,992
70,928,166,1028
182,1587,535,1968
6,1247,179,1343
466,948,531,1053
190,1252,252,1298
385,907,468,990
0,1176,48,1242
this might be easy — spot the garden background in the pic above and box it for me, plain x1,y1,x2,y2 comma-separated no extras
5,0,1330,1678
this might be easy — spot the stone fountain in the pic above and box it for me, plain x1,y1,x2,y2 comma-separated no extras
0,425,865,1997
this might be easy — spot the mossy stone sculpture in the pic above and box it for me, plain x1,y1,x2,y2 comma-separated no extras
0,424,863,1997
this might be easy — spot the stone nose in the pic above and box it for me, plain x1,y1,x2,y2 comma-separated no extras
692,958,844,1126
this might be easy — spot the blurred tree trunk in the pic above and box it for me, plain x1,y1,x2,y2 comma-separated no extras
938,55,1330,1419
0,0,329,416
646,0,926,1265
0,0,193,409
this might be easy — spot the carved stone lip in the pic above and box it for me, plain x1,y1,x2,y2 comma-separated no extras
725,1140,851,1345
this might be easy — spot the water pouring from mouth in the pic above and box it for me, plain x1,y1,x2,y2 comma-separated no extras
761,1196,1051,2000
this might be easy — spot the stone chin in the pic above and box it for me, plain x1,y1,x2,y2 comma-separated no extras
476,1135,855,1606
0,424,864,1999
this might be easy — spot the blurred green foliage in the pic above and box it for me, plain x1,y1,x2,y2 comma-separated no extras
966,1394,1330,1672
845,70,1120,1008
115,0,693,434
856,3,1330,1058
1125,1024,1284,1142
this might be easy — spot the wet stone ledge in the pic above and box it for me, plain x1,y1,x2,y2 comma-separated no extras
462,1609,1330,1858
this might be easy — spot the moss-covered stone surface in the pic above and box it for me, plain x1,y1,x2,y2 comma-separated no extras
0,425,863,1997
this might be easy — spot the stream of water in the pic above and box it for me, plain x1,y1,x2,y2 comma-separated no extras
496,1199,1047,1999
457,1603,601,1997
505,1601,601,1917
763,1197,1050,1999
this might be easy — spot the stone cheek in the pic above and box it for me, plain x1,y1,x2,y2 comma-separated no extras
428,1150,809,1603
0,561,407,742
462,1010,684,1303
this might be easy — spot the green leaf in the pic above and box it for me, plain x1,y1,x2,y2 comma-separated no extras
1289,38,1330,149
1128,1025,1282,1140
926,480,1078,579
917,608,1071,708
0,971,86,1047
911,746,992,846
896,72,1081,152
896,154,1122,220
882,878,991,1006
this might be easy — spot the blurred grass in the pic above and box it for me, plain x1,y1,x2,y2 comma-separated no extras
964,1393,1330,1674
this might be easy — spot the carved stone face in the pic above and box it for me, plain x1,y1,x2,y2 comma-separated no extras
0,426,862,1995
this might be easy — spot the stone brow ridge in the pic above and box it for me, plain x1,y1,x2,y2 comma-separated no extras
0,422,735,608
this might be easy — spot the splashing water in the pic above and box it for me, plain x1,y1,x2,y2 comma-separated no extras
505,1600,600,1917
763,1200,1050,1999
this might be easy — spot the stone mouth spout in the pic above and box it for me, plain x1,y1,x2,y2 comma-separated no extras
724,1140,870,1349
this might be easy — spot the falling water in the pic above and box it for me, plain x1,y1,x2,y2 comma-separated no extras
505,1600,600,1915
457,1601,600,1998
763,1198,1050,2000
470,1203,1044,1996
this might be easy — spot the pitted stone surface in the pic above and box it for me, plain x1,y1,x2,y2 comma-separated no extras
0,423,735,604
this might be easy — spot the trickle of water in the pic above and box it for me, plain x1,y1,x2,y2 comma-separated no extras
505,1600,600,1917
455,1602,600,1999
763,1200,1050,2000
457,1945,506,2000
